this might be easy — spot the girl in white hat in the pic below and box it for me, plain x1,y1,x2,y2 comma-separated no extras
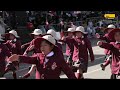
19,29,43,79
59,28,75,66
96,24,116,70
21,29,43,53
0,34,11,77
4,30,22,79
47,29,62,50
7,35,76,79
72,26,94,79
4,30,22,55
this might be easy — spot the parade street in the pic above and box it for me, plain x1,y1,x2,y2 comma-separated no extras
4,38,116,79
0,11,120,79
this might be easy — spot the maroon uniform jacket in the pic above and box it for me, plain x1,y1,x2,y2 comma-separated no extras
23,40,41,79
100,42,120,74
98,33,114,55
18,47,76,79
21,42,31,50
56,41,62,50
24,39,41,55
72,37,94,63
59,37,74,56
24,40,64,79
4,39,22,55
0,43,11,73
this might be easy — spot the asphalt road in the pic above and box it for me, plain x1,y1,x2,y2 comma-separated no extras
4,38,117,79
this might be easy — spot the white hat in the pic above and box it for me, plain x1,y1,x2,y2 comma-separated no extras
42,35,56,45
67,28,75,32
9,30,19,38
31,29,42,35
47,29,57,40
0,34,4,41
107,24,115,29
75,26,88,34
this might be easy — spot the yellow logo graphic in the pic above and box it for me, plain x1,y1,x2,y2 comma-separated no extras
104,14,115,19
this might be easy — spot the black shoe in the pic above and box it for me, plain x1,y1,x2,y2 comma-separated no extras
100,64,105,71
110,74,117,79
28,66,31,70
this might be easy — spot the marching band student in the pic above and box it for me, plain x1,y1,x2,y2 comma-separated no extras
72,26,94,79
7,35,76,79
96,24,115,70
4,30,22,55
59,28,75,66
97,28,120,79
0,34,11,77
19,29,43,79
21,29,63,79
4,30,22,79
47,29,62,50
22,29,43,55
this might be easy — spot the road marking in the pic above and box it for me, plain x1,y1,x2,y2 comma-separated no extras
96,56,105,60
84,68,101,75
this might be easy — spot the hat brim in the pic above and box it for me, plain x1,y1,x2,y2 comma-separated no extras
31,33,42,35
9,33,20,38
30,33,44,37
44,33,58,40
64,31,75,33
15,35,19,38
34,37,57,49
34,38,63,57
73,31,88,34
108,28,120,41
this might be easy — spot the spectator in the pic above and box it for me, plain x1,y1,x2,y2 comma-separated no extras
9,12,17,29
0,17,6,35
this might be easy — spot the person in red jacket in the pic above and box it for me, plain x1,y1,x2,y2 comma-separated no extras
96,24,116,70
47,29,62,50
4,30,22,55
7,35,76,79
59,28,75,66
0,34,11,77
72,26,94,79
21,29,43,54
21,29,63,79
97,28,120,79
4,30,22,79
19,29,43,79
